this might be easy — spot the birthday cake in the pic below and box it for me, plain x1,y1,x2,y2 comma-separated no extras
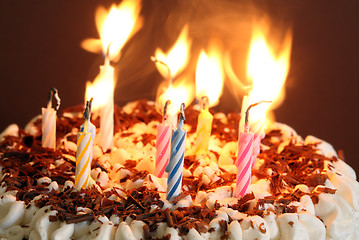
0,99,358,240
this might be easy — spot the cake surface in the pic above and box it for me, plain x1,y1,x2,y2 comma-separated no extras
0,100,358,240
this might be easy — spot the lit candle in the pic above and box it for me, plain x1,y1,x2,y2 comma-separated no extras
193,96,213,155
152,26,192,130
75,100,93,190
155,100,172,178
194,47,223,155
84,2,142,151
42,88,61,149
235,101,270,197
235,104,254,198
248,101,271,168
165,103,187,200
99,49,114,152
151,57,178,129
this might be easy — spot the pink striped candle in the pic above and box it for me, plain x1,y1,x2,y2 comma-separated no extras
235,131,254,197
235,100,269,197
155,101,172,177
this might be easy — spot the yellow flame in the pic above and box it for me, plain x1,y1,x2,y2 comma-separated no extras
154,25,191,78
155,25,193,115
156,81,194,115
195,43,224,107
85,66,114,110
99,1,142,59
247,26,292,121
84,0,142,110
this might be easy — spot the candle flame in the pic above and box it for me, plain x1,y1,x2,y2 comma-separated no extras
247,24,292,121
85,69,114,110
84,0,142,110
156,81,194,116
195,42,224,107
154,25,191,79
155,25,193,116
98,1,142,60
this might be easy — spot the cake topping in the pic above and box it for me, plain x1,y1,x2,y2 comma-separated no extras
0,100,356,240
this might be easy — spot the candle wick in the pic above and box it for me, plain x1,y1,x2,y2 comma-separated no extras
47,91,53,109
244,123,249,132
83,100,92,132
244,100,272,132
88,97,93,120
180,103,186,121
163,100,171,122
151,56,172,86
89,97,93,109
47,88,61,111
104,42,114,66
201,96,209,111
178,103,186,129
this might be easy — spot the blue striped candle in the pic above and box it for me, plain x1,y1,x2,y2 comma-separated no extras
165,103,187,201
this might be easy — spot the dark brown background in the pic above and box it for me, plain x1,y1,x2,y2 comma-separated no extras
1,1,358,174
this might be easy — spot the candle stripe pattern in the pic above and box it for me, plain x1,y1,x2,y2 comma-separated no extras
155,124,172,178
80,121,96,171
42,108,56,149
75,132,92,189
235,132,254,198
165,128,186,200
80,121,96,142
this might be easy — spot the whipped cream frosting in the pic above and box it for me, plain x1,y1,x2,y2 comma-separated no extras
0,100,358,240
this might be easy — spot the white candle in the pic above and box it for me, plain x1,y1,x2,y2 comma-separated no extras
42,88,60,149
99,58,114,152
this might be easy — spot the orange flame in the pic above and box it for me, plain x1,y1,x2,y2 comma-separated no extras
195,42,224,107
247,24,292,121
154,25,191,80
155,25,193,115
84,0,142,110
157,82,193,116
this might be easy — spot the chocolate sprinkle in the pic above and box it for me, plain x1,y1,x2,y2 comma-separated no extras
0,99,344,239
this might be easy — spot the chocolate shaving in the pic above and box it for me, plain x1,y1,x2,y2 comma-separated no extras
0,99,345,237
305,174,328,187
316,186,337,194
259,222,267,233
165,210,174,227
